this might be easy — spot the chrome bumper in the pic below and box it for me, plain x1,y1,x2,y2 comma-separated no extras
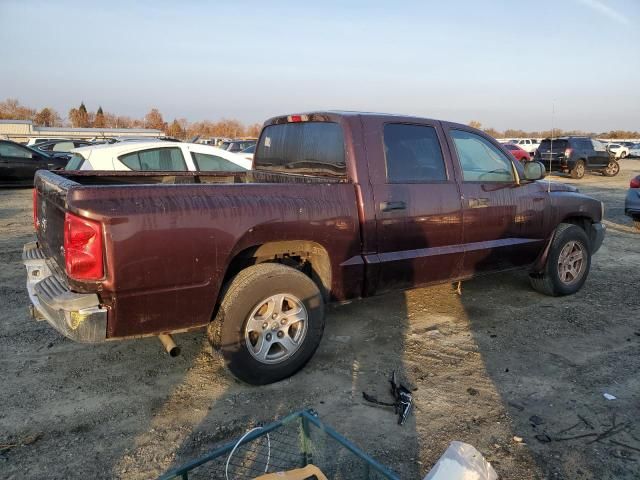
22,241,106,343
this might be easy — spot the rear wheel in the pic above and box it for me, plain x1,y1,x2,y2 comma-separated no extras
208,263,325,385
620,151,627,159
603,160,620,177
570,160,585,179
529,223,591,296
633,217,640,231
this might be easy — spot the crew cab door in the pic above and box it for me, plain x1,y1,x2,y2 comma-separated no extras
444,127,547,276
366,120,463,293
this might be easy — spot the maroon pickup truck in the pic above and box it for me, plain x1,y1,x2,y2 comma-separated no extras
24,112,605,384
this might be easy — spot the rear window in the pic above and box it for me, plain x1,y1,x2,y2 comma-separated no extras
191,152,245,171
538,139,569,151
65,154,85,170
119,147,186,171
255,122,346,176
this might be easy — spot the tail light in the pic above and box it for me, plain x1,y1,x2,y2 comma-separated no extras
32,189,38,231
287,114,308,123
64,212,104,280
564,148,573,157
631,177,640,189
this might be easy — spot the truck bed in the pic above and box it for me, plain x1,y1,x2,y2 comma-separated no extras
33,169,362,339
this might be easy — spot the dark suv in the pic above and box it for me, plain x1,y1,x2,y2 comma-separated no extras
534,137,617,179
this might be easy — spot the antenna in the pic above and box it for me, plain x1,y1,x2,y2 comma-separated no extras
548,102,554,193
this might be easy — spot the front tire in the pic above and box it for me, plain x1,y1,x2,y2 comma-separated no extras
603,160,620,177
570,160,585,179
208,263,325,385
529,223,591,296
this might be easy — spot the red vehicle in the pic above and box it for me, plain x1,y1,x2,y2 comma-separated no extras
25,112,606,384
503,143,531,162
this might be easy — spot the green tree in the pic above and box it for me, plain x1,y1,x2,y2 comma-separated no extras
93,106,106,128
69,101,90,127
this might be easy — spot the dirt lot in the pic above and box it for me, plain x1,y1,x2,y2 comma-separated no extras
1,162,639,479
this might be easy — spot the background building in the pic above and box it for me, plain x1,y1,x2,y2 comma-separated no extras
0,119,163,143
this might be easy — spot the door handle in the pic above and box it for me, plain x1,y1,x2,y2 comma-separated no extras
468,197,490,208
380,201,406,212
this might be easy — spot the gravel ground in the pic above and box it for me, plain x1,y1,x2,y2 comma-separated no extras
1,161,639,479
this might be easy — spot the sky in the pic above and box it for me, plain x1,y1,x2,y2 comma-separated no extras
1,0,639,132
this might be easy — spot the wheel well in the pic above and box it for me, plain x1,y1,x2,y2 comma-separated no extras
222,241,332,303
562,216,596,245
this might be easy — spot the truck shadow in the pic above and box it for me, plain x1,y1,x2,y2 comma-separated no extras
116,293,423,479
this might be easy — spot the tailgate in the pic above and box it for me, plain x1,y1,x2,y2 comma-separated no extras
33,170,78,272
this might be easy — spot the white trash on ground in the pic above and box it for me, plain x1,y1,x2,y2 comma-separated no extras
423,441,498,480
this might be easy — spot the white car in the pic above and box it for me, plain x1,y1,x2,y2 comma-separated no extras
606,143,630,159
629,144,640,158
514,138,540,155
66,141,252,172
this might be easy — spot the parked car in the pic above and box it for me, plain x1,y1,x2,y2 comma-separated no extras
0,140,69,186
240,143,256,160
35,139,95,154
606,143,630,159
25,111,605,385
503,143,531,162
625,175,640,230
534,137,618,179
629,144,640,158
219,139,257,153
26,137,69,146
65,141,252,171
514,138,540,155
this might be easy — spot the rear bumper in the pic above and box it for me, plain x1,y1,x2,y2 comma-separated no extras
22,241,107,343
591,222,606,254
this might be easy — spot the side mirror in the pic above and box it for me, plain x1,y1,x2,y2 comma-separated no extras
523,161,545,181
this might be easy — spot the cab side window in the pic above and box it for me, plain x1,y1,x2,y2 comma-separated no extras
450,130,515,182
383,124,447,183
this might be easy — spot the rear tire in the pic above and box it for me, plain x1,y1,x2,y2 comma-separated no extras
620,151,627,159
208,263,325,385
529,223,591,296
633,217,640,231
602,160,620,177
570,160,585,179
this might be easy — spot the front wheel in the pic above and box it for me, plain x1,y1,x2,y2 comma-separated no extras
570,160,585,179
529,223,591,296
603,160,620,177
620,151,627,159
208,263,325,385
